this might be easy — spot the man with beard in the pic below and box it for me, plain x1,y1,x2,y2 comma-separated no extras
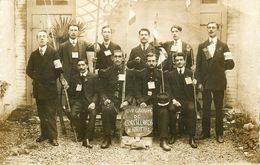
96,25,121,70
127,28,156,70
68,59,98,148
165,53,197,148
26,30,61,146
98,50,134,149
162,25,193,71
196,22,234,143
135,53,171,151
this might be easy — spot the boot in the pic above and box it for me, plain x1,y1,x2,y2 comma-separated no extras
160,138,171,151
101,136,111,149
168,135,176,144
189,136,198,148
82,139,93,149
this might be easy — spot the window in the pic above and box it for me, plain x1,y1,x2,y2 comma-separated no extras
36,0,68,6
201,0,218,4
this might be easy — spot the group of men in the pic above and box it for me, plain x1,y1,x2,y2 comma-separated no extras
26,21,234,152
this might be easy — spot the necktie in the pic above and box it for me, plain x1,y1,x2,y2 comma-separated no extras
72,41,76,47
39,48,44,56
142,44,146,51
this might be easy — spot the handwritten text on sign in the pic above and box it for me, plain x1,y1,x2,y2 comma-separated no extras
124,105,153,137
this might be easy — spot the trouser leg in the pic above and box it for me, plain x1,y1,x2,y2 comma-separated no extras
213,90,224,136
202,90,212,136
157,106,169,138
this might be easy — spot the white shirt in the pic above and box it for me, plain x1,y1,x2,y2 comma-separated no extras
141,42,149,51
80,70,88,77
207,37,217,57
171,39,182,53
177,67,185,75
39,45,47,56
103,41,110,48
69,38,78,47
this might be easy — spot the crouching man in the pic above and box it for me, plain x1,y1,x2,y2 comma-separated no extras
68,59,98,148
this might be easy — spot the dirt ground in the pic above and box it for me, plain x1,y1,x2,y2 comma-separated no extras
0,106,259,165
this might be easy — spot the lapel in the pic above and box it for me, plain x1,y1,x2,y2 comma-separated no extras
211,39,222,64
172,69,181,88
40,45,52,67
65,41,73,64
182,41,186,53
78,39,84,59
137,45,145,59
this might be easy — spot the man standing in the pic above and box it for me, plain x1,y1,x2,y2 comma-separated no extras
96,25,121,70
59,24,96,84
166,53,197,148
162,25,193,71
127,28,155,70
135,53,171,151
98,50,134,149
26,30,61,146
68,59,98,148
196,22,235,143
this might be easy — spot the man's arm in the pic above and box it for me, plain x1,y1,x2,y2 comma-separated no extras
26,53,34,80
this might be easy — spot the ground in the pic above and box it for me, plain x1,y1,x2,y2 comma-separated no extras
0,106,259,165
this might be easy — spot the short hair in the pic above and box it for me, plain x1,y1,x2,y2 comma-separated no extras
146,52,157,60
170,25,182,32
113,49,123,56
207,22,219,30
68,23,79,30
174,53,185,60
77,58,88,65
139,28,150,35
37,30,48,37
101,25,112,33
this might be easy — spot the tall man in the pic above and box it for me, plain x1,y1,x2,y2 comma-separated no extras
196,22,235,143
135,53,171,151
127,28,156,70
26,30,61,146
96,25,121,70
68,59,98,148
162,25,193,71
98,50,134,149
59,24,96,84
166,53,197,148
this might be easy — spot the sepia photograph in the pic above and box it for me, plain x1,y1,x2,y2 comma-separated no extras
0,0,259,164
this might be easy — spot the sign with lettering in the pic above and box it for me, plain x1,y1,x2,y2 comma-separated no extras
123,105,153,137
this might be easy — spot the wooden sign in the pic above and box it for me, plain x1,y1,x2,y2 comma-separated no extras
123,105,153,137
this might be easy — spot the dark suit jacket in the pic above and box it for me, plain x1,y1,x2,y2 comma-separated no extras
135,68,162,104
58,39,93,82
96,41,121,69
68,72,98,105
26,45,60,100
127,44,156,70
165,68,194,101
195,39,235,90
162,41,193,71
98,65,134,104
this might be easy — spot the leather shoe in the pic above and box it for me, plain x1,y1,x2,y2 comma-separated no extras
101,137,111,149
198,133,210,140
160,139,171,151
168,135,176,144
82,139,93,149
189,137,198,148
49,139,59,146
216,135,224,143
36,136,47,143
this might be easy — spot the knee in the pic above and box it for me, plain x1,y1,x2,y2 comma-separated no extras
187,102,195,112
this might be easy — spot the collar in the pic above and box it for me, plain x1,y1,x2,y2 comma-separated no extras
80,70,88,77
69,38,78,45
103,41,111,47
39,45,47,54
140,42,149,50
174,39,181,44
209,37,217,44
177,67,185,74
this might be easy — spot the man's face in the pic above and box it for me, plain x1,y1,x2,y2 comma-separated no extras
37,31,48,47
113,52,124,66
174,56,185,68
102,27,112,41
68,26,79,39
77,61,88,73
207,23,218,38
139,30,150,44
171,28,180,40
146,56,157,69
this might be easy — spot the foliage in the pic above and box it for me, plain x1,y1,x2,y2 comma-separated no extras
0,80,10,99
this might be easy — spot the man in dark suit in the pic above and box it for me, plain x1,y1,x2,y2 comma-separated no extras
26,30,61,146
58,24,96,84
96,25,121,70
68,59,98,148
165,53,197,148
196,22,235,143
98,50,134,149
162,25,193,71
135,53,171,151
127,28,156,70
